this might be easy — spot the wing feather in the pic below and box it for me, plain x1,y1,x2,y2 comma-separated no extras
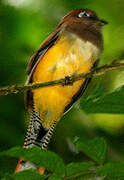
64,60,99,114
25,28,61,111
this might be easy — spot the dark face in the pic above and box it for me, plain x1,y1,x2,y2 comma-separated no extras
62,9,108,28
60,9,107,51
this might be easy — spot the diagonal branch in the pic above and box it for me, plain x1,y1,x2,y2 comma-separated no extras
0,61,124,96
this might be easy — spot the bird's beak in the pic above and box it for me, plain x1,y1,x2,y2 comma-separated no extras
90,17,108,26
97,19,108,26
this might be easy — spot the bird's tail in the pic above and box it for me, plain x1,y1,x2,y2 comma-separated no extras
14,109,56,173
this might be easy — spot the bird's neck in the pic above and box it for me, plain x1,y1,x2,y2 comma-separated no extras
58,30,101,58
60,22,103,52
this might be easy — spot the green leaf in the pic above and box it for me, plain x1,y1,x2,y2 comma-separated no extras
76,138,107,164
0,157,17,178
48,175,62,180
0,147,65,176
73,174,104,180
66,162,94,177
1,175,14,180
12,170,46,180
96,162,124,179
80,85,124,114
1,171,47,180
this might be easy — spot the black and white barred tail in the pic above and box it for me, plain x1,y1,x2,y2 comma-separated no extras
24,109,56,149
15,109,56,173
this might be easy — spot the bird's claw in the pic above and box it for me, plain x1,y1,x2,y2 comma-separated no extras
63,76,73,86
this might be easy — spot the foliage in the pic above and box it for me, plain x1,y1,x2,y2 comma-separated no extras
75,137,107,164
81,85,124,114
1,0,124,179
0,138,124,180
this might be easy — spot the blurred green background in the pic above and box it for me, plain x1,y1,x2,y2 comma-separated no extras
0,0,124,166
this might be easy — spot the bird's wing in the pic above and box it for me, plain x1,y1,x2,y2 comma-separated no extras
25,28,61,111
26,29,61,77
63,60,99,114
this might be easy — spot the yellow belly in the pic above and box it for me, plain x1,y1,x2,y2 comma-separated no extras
32,32,100,129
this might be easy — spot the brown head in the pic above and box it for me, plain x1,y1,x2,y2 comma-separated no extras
59,9,108,51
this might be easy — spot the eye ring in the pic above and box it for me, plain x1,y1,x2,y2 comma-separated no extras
78,11,90,18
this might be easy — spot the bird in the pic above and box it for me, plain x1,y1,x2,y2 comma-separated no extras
15,9,107,173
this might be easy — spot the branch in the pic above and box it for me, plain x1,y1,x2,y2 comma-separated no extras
0,61,124,96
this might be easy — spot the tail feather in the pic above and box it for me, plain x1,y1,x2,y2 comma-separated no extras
24,110,46,148
40,123,56,149
24,109,56,149
15,108,56,173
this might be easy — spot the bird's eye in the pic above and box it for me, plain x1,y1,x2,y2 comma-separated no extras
78,11,90,18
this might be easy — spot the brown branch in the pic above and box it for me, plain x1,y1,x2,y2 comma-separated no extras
0,61,124,96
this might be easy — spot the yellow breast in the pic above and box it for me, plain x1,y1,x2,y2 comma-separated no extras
32,31,100,129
